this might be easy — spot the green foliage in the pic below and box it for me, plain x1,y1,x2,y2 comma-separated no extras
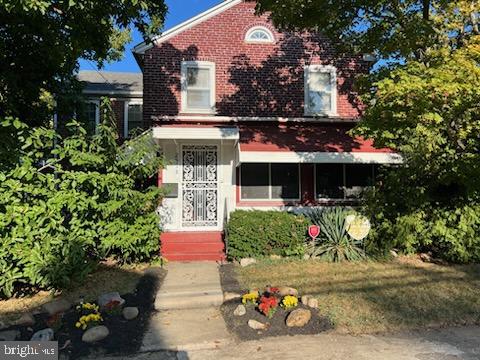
0,106,164,298
226,210,309,259
306,207,366,262
0,0,167,126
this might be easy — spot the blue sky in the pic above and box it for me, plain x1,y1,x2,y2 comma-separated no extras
79,0,222,73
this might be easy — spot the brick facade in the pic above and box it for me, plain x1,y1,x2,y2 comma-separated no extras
143,1,367,123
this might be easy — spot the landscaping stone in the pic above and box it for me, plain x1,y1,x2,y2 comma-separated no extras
98,292,125,309
390,250,399,258
234,305,246,317
31,328,54,341
286,309,312,327
301,295,311,305
270,255,282,260
42,299,71,315
0,330,20,341
82,325,109,343
278,286,298,297
122,307,139,320
223,291,241,302
15,313,35,326
307,298,319,309
420,252,433,263
248,319,267,330
240,258,256,267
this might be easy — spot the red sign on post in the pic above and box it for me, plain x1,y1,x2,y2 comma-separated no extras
308,225,320,239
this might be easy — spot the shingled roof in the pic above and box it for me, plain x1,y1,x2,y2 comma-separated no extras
78,71,143,97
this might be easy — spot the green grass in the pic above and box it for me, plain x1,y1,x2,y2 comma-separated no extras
238,257,480,334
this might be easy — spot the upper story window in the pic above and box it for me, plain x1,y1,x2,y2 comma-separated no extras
304,65,337,116
245,26,275,43
124,100,143,138
181,61,216,114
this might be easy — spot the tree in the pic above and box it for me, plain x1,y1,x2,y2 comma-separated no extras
0,0,167,127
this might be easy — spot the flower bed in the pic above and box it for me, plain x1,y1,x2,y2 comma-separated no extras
219,264,332,340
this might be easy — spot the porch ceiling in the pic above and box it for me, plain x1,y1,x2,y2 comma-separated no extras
153,126,239,141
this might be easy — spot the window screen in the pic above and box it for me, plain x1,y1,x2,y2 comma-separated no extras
240,163,269,199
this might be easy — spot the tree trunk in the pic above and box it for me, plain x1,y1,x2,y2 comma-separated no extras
422,0,430,21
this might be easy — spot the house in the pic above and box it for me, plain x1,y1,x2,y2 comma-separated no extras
77,71,143,139
130,0,401,261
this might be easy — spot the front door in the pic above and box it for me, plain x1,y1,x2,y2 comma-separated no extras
181,145,219,229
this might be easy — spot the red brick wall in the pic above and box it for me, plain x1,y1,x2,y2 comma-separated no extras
110,99,125,138
143,1,367,122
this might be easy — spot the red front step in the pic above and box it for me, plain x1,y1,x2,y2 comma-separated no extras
161,231,225,262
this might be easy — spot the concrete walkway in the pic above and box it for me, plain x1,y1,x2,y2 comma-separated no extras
141,262,230,352
108,326,480,360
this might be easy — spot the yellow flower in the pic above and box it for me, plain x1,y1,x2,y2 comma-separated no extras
282,295,298,309
242,291,259,304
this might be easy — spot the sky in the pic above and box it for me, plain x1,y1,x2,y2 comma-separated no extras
79,0,222,73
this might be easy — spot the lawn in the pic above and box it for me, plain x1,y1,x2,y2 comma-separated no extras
0,262,150,325
237,257,480,334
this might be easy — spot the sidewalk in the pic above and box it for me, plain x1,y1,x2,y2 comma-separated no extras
141,262,231,352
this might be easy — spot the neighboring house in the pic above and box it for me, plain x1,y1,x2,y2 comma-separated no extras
130,0,401,261
78,71,143,139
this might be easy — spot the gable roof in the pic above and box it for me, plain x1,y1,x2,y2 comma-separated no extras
132,0,242,55
78,71,143,96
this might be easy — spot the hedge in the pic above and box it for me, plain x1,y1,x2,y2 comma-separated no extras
226,210,309,259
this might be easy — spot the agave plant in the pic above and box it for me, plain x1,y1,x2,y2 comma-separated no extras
306,207,366,262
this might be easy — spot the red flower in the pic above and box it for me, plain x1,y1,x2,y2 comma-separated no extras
258,295,278,317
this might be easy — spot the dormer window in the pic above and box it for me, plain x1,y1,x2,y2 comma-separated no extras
245,26,275,43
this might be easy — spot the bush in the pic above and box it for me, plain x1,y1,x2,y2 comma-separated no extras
305,207,367,262
0,107,164,298
226,210,309,259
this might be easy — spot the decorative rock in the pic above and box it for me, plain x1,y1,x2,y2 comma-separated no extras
270,255,282,260
0,330,20,341
303,254,311,260
122,307,139,320
240,258,256,267
31,328,54,341
15,313,35,327
278,286,299,297
233,304,246,317
390,250,399,258
81,326,109,343
420,253,432,263
42,299,70,315
98,292,125,309
286,309,312,327
301,295,310,305
223,292,241,302
248,319,267,330
307,298,319,309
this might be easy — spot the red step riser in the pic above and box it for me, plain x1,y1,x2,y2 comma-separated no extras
164,253,226,262
161,232,223,242
162,242,225,253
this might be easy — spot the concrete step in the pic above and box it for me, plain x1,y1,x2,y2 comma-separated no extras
155,289,224,310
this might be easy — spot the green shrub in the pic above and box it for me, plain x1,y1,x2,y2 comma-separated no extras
226,210,309,259
0,106,164,298
305,207,367,262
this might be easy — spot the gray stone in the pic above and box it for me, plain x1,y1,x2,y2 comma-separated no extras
98,292,125,309
123,307,139,320
82,325,109,343
240,258,256,267
15,313,35,326
286,309,311,327
278,286,299,297
0,330,20,341
248,319,267,330
301,295,310,305
42,299,70,315
307,298,319,309
233,305,246,317
223,292,241,302
31,328,54,341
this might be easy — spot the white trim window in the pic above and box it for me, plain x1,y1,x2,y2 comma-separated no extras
304,65,337,116
181,61,216,114
240,163,301,201
245,26,275,43
124,100,143,138
85,100,100,134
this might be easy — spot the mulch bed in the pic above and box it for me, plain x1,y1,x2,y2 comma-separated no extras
9,266,166,360
219,263,332,341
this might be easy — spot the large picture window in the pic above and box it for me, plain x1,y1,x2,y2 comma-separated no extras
316,163,378,200
304,65,337,116
181,61,215,113
240,163,300,200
